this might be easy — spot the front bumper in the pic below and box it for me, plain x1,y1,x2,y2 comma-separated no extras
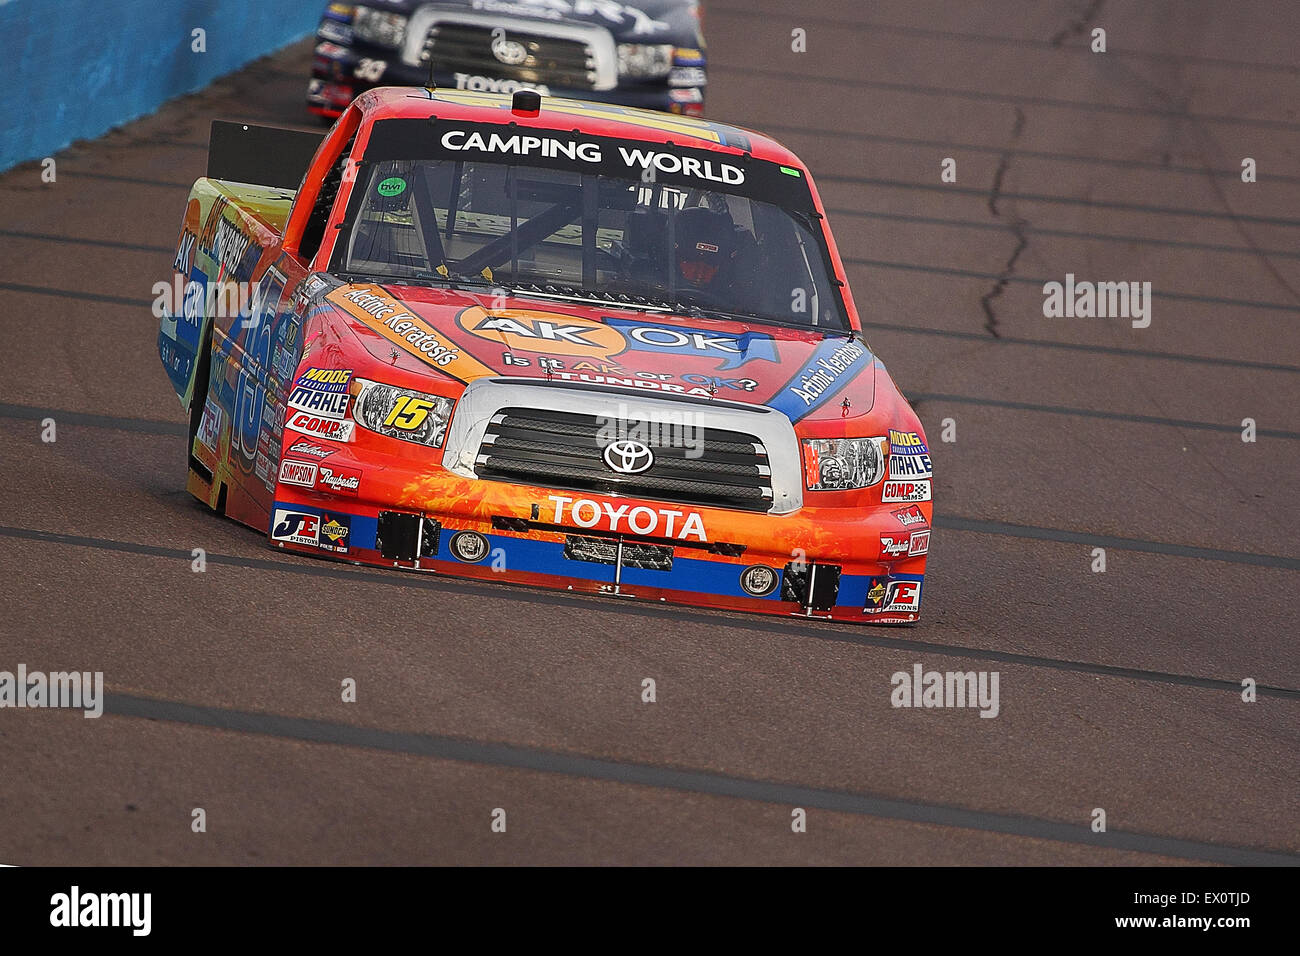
268,461,929,624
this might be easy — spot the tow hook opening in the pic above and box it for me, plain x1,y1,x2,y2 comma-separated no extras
782,560,842,614
376,511,440,564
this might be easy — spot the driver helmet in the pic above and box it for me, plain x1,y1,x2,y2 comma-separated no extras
673,205,736,287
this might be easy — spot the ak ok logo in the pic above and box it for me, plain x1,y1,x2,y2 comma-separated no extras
458,307,626,357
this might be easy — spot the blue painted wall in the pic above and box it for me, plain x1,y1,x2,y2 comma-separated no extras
0,0,324,171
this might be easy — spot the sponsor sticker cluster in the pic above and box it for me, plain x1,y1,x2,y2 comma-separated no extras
879,529,929,559
885,429,932,500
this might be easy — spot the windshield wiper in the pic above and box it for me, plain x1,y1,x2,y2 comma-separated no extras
510,283,674,313
413,271,516,294
668,303,848,335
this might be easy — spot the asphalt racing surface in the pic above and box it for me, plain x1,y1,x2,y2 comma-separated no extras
1,1,1297,865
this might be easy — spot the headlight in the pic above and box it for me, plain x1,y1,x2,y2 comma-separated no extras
353,379,453,447
802,437,887,490
618,44,674,79
353,7,407,48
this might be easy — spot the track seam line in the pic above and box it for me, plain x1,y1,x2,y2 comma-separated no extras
824,183,1300,227
833,210,1300,260
753,122,1300,184
6,395,1296,442
703,6,1300,74
99,691,1300,866
844,258,1300,313
3,525,1298,696
710,63,1300,131
907,393,1300,439
0,228,174,254
858,324,1300,374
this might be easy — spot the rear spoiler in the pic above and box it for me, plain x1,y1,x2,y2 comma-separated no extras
206,120,325,191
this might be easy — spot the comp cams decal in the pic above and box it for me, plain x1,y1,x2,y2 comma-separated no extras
286,411,355,442
881,480,932,503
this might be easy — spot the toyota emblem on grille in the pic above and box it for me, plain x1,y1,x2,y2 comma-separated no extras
603,439,654,475
490,31,528,66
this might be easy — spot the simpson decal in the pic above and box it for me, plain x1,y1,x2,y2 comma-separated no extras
278,459,319,488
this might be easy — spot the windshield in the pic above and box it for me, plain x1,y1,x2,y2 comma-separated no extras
338,149,847,330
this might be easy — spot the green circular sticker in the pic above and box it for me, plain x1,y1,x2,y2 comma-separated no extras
377,177,407,197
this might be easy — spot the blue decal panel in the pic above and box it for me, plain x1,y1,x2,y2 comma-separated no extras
767,337,872,421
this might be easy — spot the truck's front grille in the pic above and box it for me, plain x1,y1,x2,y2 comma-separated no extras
424,22,598,90
564,535,674,570
475,408,774,513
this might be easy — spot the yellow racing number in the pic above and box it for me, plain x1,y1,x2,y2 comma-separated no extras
383,396,435,430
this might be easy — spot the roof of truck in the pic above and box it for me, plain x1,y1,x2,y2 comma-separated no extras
352,86,804,168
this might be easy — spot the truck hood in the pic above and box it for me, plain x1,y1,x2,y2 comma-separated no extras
323,281,878,425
